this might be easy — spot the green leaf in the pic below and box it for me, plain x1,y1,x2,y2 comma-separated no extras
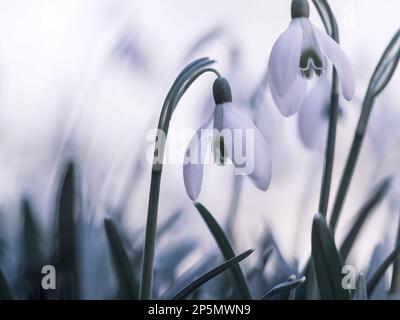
261,275,306,300
194,202,252,299
390,214,400,294
21,199,44,299
340,177,391,261
104,218,137,299
367,243,400,296
55,162,78,299
312,213,350,300
0,266,14,300
162,254,216,299
172,249,254,300
355,273,368,300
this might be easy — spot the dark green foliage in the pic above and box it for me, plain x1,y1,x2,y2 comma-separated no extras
194,202,252,299
261,276,306,300
312,213,350,300
104,218,138,299
172,249,254,300
54,162,79,299
20,199,45,299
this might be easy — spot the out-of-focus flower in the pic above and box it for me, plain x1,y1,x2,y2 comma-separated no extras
267,0,355,117
183,77,271,201
297,76,331,151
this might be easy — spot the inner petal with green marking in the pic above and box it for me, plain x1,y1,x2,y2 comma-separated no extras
299,48,324,79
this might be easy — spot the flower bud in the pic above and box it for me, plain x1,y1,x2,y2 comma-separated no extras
291,0,310,19
213,77,232,104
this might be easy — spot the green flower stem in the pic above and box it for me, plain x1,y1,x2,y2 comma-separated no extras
315,0,340,217
319,72,339,216
139,58,219,299
330,30,399,231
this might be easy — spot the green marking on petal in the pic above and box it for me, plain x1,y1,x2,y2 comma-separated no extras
300,48,324,79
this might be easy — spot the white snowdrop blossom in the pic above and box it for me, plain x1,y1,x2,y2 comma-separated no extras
267,0,355,117
297,76,331,151
183,78,271,201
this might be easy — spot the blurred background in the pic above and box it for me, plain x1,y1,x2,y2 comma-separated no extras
0,0,399,299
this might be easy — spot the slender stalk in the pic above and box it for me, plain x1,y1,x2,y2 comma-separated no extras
319,72,339,216
314,0,340,217
390,212,400,294
139,58,218,299
329,30,400,231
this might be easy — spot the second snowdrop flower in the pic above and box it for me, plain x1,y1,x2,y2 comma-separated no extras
183,77,271,201
267,0,355,117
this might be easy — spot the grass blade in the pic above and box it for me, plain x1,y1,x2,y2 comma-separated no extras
367,243,400,296
172,249,254,300
162,254,216,299
390,212,400,294
194,202,252,299
329,30,400,232
21,199,44,299
340,178,391,261
312,213,350,300
55,162,78,299
0,266,14,300
104,218,137,299
355,272,368,300
261,276,306,300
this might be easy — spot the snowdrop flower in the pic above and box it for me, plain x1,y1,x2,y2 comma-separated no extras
267,0,355,117
297,76,331,151
183,77,271,201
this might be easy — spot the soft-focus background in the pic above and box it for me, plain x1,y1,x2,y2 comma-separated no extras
0,0,399,299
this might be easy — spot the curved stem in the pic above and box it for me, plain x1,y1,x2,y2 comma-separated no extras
139,58,218,299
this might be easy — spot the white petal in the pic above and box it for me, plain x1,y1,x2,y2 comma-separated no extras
298,77,331,151
270,75,307,117
268,19,304,98
313,26,355,100
183,114,213,201
220,102,271,191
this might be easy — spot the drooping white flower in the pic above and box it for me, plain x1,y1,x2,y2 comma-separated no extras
267,0,355,117
297,76,331,151
183,78,271,201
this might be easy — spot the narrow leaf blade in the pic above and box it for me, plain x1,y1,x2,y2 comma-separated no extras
194,202,252,299
261,276,306,300
367,243,400,296
355,272,368,300
312,213,350,300
104,218,138,299
172,249,254,300
340,177,391,261
0,266,14,300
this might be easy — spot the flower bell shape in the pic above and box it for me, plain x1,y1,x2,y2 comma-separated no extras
298,76,331,151
183,77,271,201
267,0,355,117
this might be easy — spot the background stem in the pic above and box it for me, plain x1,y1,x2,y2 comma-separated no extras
319,71,339,216
316,0,339,217
139,58,217,299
